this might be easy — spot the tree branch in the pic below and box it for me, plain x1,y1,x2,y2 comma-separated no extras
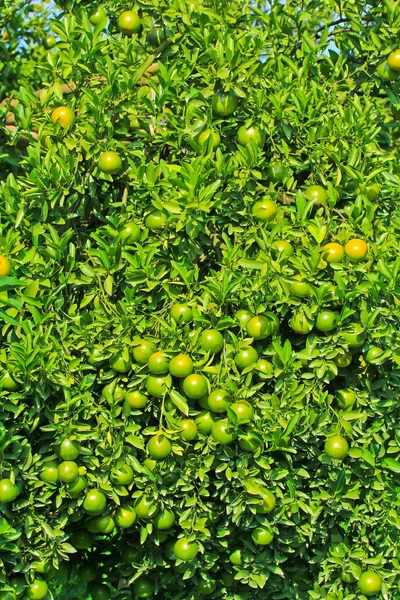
2,124,38,146
315,17,351,35
133,42,170,85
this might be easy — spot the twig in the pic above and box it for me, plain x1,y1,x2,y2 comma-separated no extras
315,18,351,35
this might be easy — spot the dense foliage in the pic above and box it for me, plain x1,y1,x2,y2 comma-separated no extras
1,0,400,598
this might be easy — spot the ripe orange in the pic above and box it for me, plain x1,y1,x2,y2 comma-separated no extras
323,243,344,264
344,238,368,261
51,106,75,127
0,256,11,276
387,49,400,71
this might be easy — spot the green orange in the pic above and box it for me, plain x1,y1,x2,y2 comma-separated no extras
117,10,141,34
169,354,194,377
0,479,18,502
98,151,122,175
251,199,277,221
358,571,382,596
304,185,328,204
324,435,349,459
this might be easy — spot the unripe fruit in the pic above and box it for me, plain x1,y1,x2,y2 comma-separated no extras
237,125,265,147
117,11,141,35
58,461,79,483
251,199,277,221
212,91,238,116
0,479,18,502
198,129,220,150
147,434,172,459
324,435,349,459
83,489,107,516
358,571,382,596
89,6,108,26
377,61,399,81
98,151,122,175
304,185,328,204
173,538,198,561
147,27,167,47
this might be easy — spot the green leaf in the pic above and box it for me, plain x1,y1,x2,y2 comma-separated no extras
237,259,265,270
169,390,189,416
381,458,400,473
334,468,346,494
0,277,25,292
104,274,113,296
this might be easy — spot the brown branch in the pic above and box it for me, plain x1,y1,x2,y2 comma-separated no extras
315,17,351,35
143,63,159,76
2,124,38,146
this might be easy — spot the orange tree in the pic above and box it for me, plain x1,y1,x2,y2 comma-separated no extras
1,0,400,598
0,1,57,101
